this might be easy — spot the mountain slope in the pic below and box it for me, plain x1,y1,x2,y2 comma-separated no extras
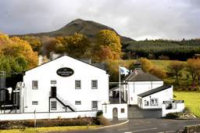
28,19,134,43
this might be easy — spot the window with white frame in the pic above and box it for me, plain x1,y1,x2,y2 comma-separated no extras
92,101,98,110
144,100,149,106
91,80,98,89
75,80,81,89
32,101,38,105
32,80,38,90
51,101,57,110
150,98,158,106
75,101,81,105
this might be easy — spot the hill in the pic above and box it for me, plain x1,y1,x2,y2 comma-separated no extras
24,18,134,44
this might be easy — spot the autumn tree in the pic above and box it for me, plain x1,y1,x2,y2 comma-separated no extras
94,30,121,62
150,66,166,79
139,58,153,72
64,33,91,58
21,36,42,52
168,61,185,85
186,59,200,86
0,34,38,69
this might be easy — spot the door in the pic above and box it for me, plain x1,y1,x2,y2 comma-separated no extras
113,108,118,120
51,87,57,97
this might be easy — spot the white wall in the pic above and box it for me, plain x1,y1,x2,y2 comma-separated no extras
162,102,185,117
23,56,109,113
0,111,97,121
102,104,128,120
126,81,163,105
138,86,173,109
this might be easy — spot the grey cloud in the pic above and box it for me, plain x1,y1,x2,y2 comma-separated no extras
0,0,199,40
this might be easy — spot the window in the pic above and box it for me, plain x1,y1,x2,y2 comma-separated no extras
92,101,98,110
75,101,81,105
121,108,125,113
150,98,158,106
91,80,98,89
51,101,57,110
144,100,149,106
75,80,81,89
32,80,38,90
32,101,38,105
50,80,57,84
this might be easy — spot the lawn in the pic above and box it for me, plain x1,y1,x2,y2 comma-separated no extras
174,91,200,117
0,126,98,133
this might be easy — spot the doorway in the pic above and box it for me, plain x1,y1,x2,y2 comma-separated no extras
113,107,118,120
51,87,57,97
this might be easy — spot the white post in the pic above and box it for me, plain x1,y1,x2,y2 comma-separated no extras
119,66,121,104
34,109,37,127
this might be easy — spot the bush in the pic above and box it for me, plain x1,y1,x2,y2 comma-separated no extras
96,116,110,126
0,117,96,129
165,113,181,119
183,124,200,133
96,111,103,117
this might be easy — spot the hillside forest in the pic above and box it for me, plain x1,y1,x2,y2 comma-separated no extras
1,28,200,91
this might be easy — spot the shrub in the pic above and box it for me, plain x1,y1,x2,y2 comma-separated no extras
183,124,200,133
0,117,96,129
96,116,110,126
96,111,103,117
165,113,180,119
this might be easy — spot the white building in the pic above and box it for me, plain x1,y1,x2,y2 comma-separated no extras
122,68,167,105
121,66,175,110
22,55,109,113
137,85,173,109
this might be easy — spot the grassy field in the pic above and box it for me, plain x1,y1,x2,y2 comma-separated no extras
0,126,98,133
174,91,200,117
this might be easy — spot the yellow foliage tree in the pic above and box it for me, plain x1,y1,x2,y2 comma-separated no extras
94,30,121,61
139,58,153,72
0,34,38,69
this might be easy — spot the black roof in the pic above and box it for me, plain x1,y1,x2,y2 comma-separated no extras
125,69,162,82
138,85,172,98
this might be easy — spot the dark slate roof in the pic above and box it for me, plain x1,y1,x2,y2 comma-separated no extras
138,85,172,98
125,69,162,82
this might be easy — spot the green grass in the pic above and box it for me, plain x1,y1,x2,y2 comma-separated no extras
174,91,200,117
0,126,99,133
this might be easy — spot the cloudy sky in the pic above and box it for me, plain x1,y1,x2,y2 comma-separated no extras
0,0,199,40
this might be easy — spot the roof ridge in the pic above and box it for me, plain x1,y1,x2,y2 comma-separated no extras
138,85,172,98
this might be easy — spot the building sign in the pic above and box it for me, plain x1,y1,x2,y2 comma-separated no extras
57,67,74,77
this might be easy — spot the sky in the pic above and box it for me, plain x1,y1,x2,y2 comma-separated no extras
0,0,200,40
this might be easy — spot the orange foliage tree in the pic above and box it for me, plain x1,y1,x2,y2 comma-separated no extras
94,30,121,62
0,34,38,69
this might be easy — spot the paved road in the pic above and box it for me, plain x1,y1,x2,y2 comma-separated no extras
64,119,200,133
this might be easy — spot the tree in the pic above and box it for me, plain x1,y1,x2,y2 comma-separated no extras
0,34,38,69
150,66,166,79
0,56,28,76
186,59,200,86
168,61,185,85
139,58,153,72
64,33,91,58
94,30,121,61
21,36,42,52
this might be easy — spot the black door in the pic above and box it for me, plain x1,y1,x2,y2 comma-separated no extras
51,87,57,97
